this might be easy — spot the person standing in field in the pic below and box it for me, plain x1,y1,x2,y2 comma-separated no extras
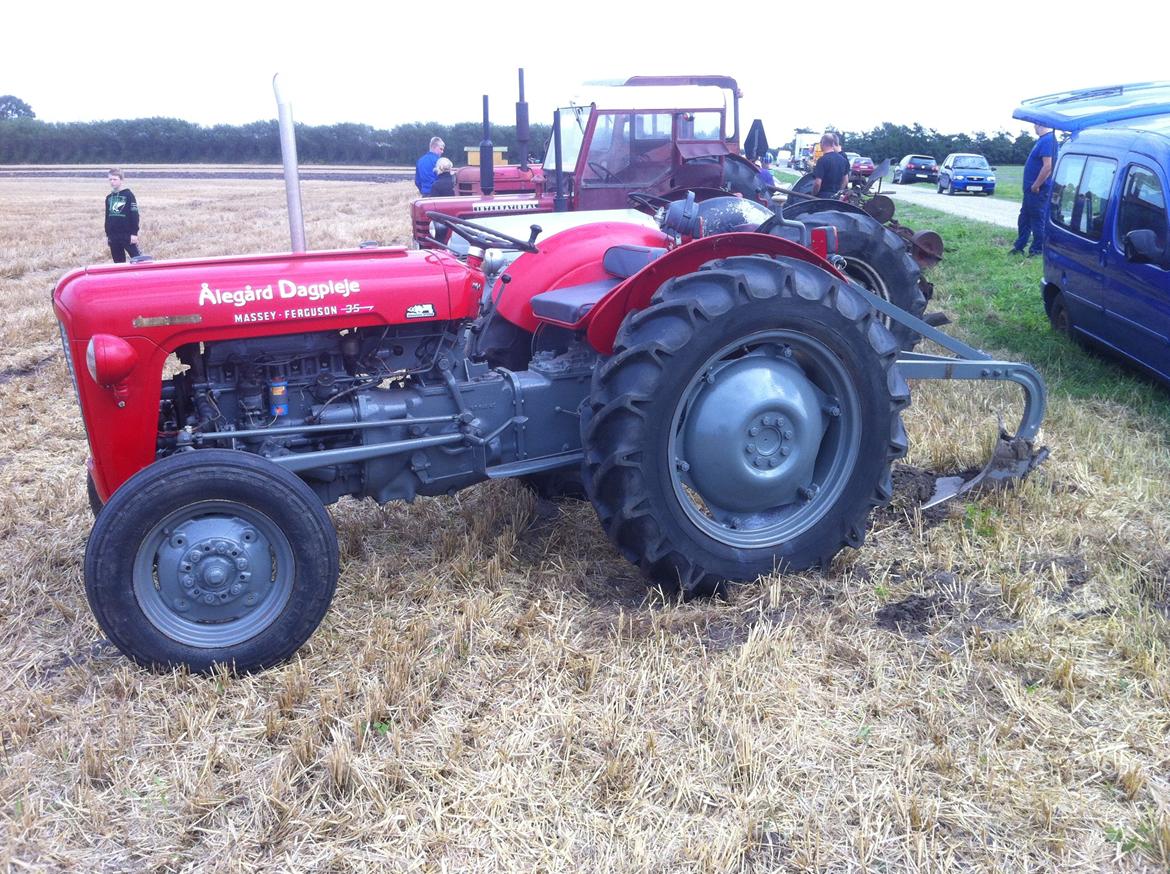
415,137,445,195
430,157,456,197
1010,123,1057,256
105,168,140,263
812,134,850,199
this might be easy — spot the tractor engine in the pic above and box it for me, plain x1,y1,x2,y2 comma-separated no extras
160,324,592,506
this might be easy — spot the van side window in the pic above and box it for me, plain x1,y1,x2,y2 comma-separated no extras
1117,165,1167,250
1076,157,1118,240
1051,154,1086,231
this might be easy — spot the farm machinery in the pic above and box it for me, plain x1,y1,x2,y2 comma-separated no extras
52,81,1048,673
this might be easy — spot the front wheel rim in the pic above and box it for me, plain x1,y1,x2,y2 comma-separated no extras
132,501,296,647
668,329,863,549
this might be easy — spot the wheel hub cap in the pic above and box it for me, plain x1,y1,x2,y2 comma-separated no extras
682,355,829,511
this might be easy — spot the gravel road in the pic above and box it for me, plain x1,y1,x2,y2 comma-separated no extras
873,180,1019,229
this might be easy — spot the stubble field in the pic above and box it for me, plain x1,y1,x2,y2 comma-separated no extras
1,175,1168,872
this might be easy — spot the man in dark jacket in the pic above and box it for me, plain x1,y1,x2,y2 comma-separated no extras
812,134,850,199
105,169,140,263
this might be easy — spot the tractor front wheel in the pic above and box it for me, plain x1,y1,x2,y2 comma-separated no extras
582,255,909,596
84,450,339,673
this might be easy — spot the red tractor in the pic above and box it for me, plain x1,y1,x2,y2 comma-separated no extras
411,75,771,247
54,91,1048,675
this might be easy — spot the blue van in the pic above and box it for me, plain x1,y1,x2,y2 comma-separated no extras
1014,82,1170,383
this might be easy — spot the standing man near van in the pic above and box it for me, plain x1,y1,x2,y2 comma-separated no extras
1011,123,1057,256
104,168,140,263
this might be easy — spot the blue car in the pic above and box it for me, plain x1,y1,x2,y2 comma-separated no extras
937,153,996,195
1014,81,1170,384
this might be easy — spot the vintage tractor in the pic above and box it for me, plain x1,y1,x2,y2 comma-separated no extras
53,86,1048,674
411,74,771,247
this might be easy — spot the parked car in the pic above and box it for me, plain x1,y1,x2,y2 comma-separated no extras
1014,81,1170,384
892,155,938,184
851,155,876,178
937,153,996,195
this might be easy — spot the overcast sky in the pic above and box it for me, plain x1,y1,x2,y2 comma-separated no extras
6,1,1166,148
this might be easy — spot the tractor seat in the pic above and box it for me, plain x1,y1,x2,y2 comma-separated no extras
529,244,668,326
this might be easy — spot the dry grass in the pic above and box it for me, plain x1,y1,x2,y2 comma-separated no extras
1,175,1169,872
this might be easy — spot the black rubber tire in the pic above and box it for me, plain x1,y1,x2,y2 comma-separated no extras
791,208,927,351
86,469,104,518
84,450,339,673
937,180,945,194
582,255,910,597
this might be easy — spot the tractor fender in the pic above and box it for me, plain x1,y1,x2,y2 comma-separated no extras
495,222,671,335
585,232,845,355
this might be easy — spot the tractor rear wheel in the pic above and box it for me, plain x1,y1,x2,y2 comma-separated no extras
582,255,909,597
84,450,339,673
789,208,927,350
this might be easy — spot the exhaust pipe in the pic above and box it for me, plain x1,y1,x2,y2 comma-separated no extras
479,95,495,196
516,68,530,172
553,109,567,212
273,73,307,253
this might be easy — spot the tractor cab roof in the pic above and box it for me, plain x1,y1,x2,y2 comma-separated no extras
567,85,729,114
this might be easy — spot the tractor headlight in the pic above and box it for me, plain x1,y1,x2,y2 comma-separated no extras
86,334,138,387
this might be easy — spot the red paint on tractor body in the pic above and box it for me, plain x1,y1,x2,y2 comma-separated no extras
54,247,476,498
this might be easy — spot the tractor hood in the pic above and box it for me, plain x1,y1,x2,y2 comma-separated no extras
1013,81,1170,131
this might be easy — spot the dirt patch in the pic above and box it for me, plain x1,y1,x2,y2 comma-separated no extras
875,570,1016,641
873,463,972,530
0,354,55,386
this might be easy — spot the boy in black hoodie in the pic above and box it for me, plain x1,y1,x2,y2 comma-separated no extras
105,168,141,263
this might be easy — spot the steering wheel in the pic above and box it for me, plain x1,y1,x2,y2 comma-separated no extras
627,192,672,214
425,211,540,253
588,161,619,183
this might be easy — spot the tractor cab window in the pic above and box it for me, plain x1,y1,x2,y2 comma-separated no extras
677,111,723,141
581,111,673,188
543,104,591,174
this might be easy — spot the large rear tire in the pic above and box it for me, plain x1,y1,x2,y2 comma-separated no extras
789,208,927,350
582,256,909,596
84,450,339,673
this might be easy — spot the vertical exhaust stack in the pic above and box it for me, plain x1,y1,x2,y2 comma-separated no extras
516,68,530,172
479,95,495,196
553,108,567,213
273,73,307,253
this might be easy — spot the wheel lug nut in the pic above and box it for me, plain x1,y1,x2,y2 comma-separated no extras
230,583,243,595
746,444,756,454
235,557,249,570
825,404,841,417
783,430,793,440
204,593,217,605
215,542,228,555
768,458,780,468
186,549,202,564
780,446,791,456
750,426,760,436
179,574,194,588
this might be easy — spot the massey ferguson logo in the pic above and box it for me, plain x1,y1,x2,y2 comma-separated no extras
405,303,436,319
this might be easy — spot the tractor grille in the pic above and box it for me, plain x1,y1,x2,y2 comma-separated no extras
471,200,539,213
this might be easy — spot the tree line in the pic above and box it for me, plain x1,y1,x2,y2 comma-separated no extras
798,122,1040,165
0,116,552,166
0,106,1036,167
